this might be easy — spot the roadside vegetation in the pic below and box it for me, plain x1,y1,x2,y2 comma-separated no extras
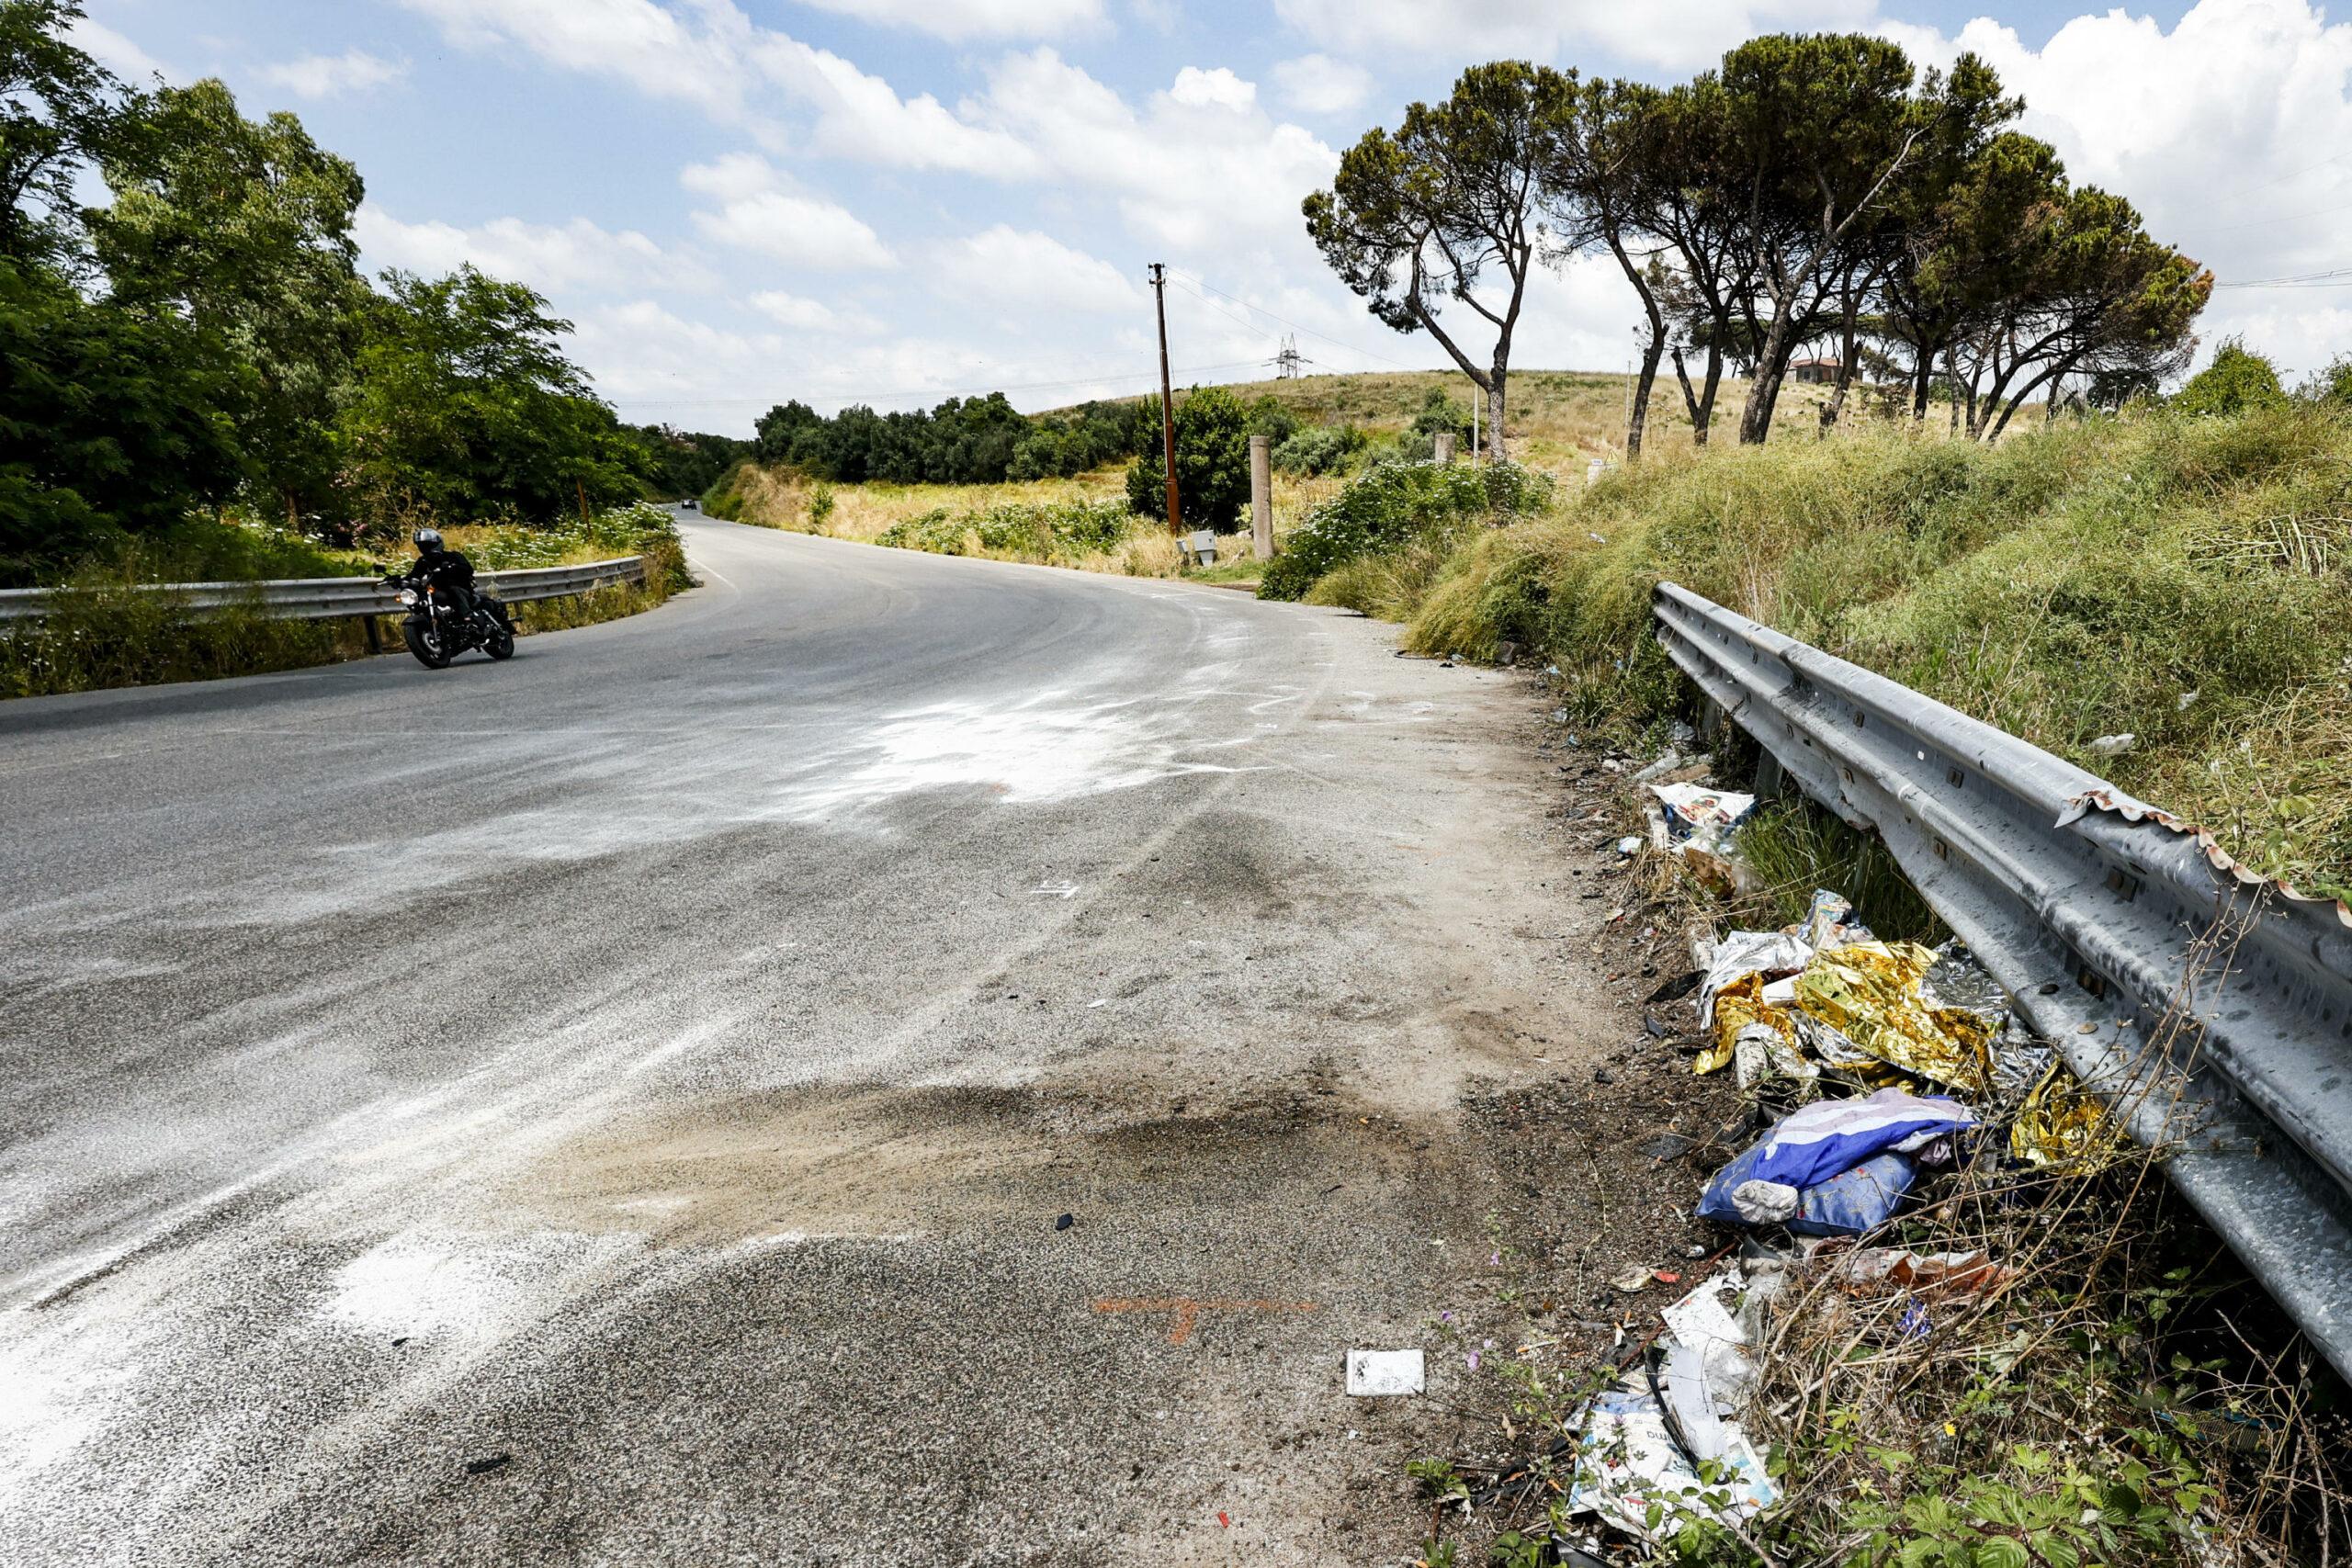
0,3,727,695
1,502,687,699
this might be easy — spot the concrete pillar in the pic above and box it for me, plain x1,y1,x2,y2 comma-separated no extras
1433,433,1456,465
1249,434,1272,560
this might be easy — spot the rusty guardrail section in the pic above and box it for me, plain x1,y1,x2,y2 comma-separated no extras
0,556,647,625
1654,580,2352,1381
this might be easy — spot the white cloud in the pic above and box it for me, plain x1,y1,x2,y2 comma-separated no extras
399,0,730,107
1884,0,2352,378
681,155,897,270
1272,0,1875,72
750,289,879,333
1170,66,1256,111
1269,54,1375,118
353,207,711,293
67,17,168,81
935,226,1141,314
788,0,1103,41
764,39,1038,175
975,49,1339,248
401,0,1031,169
257,49,407,99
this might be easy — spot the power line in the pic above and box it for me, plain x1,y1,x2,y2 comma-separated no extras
1165,267,1427,372
2213,265,2352,290
617,357,1271,409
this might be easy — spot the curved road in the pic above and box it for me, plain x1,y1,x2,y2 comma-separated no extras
0,513,1596,1564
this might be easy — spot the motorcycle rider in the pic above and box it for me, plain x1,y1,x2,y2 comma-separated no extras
401,527,477,622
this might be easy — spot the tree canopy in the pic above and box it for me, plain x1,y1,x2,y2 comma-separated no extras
1310,32,2210,451
1305,62,1576,459
0,2,695,582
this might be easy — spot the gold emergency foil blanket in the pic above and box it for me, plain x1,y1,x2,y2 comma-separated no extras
1791,941,1997,1095
1696,970,1795,1074
2009,1062,2120,1166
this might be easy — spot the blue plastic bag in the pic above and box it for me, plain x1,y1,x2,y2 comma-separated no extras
1699,1145,1918,1235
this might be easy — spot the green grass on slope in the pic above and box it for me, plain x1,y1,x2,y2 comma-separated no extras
1397,408,2352,902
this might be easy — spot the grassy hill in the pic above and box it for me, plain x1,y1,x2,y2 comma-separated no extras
1049,366,1915,474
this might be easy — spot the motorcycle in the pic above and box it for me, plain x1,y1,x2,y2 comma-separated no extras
384,575,516,669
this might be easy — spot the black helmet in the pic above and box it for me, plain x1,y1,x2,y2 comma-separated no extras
413,527,444,555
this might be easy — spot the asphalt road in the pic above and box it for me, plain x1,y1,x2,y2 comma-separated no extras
0,513,1604,1565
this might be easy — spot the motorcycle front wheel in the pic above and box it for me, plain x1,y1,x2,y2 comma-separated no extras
403,618,453,669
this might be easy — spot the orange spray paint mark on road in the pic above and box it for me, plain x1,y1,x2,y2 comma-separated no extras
1090,1297,1317,1346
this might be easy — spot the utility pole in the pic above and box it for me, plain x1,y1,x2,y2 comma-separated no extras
1149,262,1182,536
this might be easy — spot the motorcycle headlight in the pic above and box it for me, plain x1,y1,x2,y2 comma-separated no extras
396,588,418,606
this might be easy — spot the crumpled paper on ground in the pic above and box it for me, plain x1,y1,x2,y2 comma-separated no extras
1569,1269,1775,1541
1791,940,2006,1095
2009,1061,2121,1167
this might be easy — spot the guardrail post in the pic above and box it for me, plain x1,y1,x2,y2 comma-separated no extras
1249,435,1272,560
362,616,382,655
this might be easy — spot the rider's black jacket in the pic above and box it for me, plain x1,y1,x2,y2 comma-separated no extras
401,548,476,593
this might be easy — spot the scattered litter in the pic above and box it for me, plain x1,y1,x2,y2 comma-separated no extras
2009,1062,2120,1167
1793,940,2006,1094
1632,749,1712,785
1615,835,1644,856
1055,1213,1075,1232
1833,1246,2017,1300
1217,1511,1231,1529
1645,783,1757,846
1086,998,1109,1009
1345,1348,1424,1397
1642,1133,1696,1163
1642,1011,1671,1039
2086,732,2137,756
465,1452,513,1476
1608,1265,1656,1293
1698,1089,1978,1235
1566,1378,1774,1540
2177,689,2199,710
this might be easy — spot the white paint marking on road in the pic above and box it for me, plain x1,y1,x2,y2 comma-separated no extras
1031,883,1080,899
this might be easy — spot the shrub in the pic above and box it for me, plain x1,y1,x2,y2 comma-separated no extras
2174,338,2288,417
1125,386,1253,529
1271,423,1365,477
1258,459,1555,602
875,499,1132,561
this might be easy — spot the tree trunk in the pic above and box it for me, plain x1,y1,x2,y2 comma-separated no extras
1673,344,1723,447
1817,303,1863,438
1738,290,1802,445
1910,350,1933,422
1485,358,1508,462
1628,299,1668,461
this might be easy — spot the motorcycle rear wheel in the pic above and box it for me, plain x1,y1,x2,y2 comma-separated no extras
486,624,515,660
403,619,453,669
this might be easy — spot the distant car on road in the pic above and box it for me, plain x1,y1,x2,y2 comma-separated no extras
680,497,698,511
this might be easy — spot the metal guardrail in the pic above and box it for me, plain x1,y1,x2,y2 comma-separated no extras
1654,580,2352,1381
0,557,648,625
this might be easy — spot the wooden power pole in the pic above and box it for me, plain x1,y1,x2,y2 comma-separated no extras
1149,263,1182,536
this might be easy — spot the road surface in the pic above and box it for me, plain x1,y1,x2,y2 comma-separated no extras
0,513,1605,1564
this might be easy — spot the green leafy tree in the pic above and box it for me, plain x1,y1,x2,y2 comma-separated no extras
336,265,648,529
0,259,249,582
1713,36,1944,444
0,0,126,268
1305,62,1576,460
1125,387,1252,530
92,77,368,523
2174,337,2287,417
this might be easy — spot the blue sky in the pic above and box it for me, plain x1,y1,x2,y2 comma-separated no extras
69,0,2352,434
